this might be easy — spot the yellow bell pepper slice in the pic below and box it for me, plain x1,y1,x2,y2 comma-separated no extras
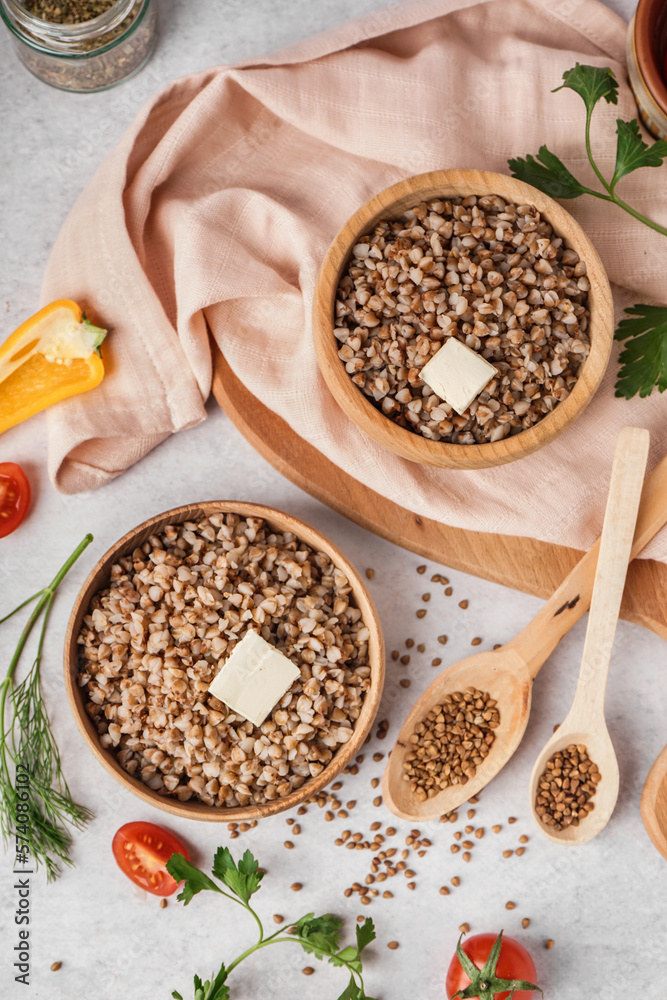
0,299,106,435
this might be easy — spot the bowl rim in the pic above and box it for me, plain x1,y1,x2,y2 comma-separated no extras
63,500,385,822
313,168,614,470
635,0,667,114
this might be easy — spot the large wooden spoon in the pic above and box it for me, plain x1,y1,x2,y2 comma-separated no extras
641,747,667,859
529,427,649,844
383,429,664,823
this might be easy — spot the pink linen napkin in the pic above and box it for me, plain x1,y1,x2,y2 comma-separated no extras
41,0,667,562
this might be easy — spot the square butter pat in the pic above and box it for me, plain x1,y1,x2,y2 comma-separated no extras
208,630,300,727
421,338,497,416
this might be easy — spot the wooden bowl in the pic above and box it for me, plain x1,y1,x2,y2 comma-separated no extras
64,501,385,822
629,0,667,140
313,169,614,470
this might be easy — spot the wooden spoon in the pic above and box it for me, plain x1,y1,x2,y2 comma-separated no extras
383,427,661,823
529,427,649,844
641,746,667,859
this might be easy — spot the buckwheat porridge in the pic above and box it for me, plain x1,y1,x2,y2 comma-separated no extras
334,195,591,444
77,513,372,808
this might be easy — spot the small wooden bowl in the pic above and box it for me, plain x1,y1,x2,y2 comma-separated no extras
313,169,614,470
64,501,385,822
629,0,667,139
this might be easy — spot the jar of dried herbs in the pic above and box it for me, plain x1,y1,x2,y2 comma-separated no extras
0,0,157,92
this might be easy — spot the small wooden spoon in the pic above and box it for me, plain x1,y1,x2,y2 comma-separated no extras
641,746,667,859
384,427,661,823
529,426,649,844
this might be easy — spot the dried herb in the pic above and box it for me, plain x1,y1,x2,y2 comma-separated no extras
20,0,116,24
8,0,156,92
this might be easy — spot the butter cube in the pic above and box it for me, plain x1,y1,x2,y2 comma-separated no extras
421,338,497,416
208,630,300,727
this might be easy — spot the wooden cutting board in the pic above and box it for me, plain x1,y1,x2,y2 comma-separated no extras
211,344,667,640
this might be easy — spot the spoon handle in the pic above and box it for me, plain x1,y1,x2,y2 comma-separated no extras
566,426,649,721
508,432,663,677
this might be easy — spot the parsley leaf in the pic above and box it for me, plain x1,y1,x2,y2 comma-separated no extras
553,63,618,113
334,945,362,971
507,146,589,199
614,304,667,398
201,965,230,1000
508,62,667,243
165,853,222,906
611,119,667,190
355,918,376,955
211,847,263,904
291,912,344,958
336,977,365,1000
173,965,229,1000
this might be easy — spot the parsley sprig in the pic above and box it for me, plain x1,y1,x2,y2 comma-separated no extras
166,848,379,1000
613,305,667,399
508,63,667,398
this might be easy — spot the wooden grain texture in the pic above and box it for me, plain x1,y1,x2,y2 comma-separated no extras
641,745,667,860
571,428,650,721
312,169,614,469
211,344,667,639
382,431,663,822
382,647,532,821
63,501,384,823
528,428,649,845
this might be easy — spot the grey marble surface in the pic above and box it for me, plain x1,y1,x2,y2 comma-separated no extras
2,1,666,999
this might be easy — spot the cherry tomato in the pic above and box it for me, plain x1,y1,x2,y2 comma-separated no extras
0,462,30,538
446,933,537,1000
112,821,189,897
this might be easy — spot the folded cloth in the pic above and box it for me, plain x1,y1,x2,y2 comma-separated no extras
43,0,667,561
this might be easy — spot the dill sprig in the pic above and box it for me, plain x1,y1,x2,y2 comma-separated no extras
0,533,94,881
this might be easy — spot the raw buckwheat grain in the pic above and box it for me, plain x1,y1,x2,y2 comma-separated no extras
334,196,590,444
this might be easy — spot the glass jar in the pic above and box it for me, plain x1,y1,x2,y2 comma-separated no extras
0,0,157,93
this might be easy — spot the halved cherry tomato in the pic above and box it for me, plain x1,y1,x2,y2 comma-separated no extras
446,932,538,1000
112,821,189,897
0,462,30,538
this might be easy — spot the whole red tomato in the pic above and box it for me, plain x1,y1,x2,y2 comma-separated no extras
446,932,538,1000
0,462,30,538
112,821,190,897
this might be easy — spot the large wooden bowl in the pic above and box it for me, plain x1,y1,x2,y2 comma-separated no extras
313,169,614,470
64,501,385,822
